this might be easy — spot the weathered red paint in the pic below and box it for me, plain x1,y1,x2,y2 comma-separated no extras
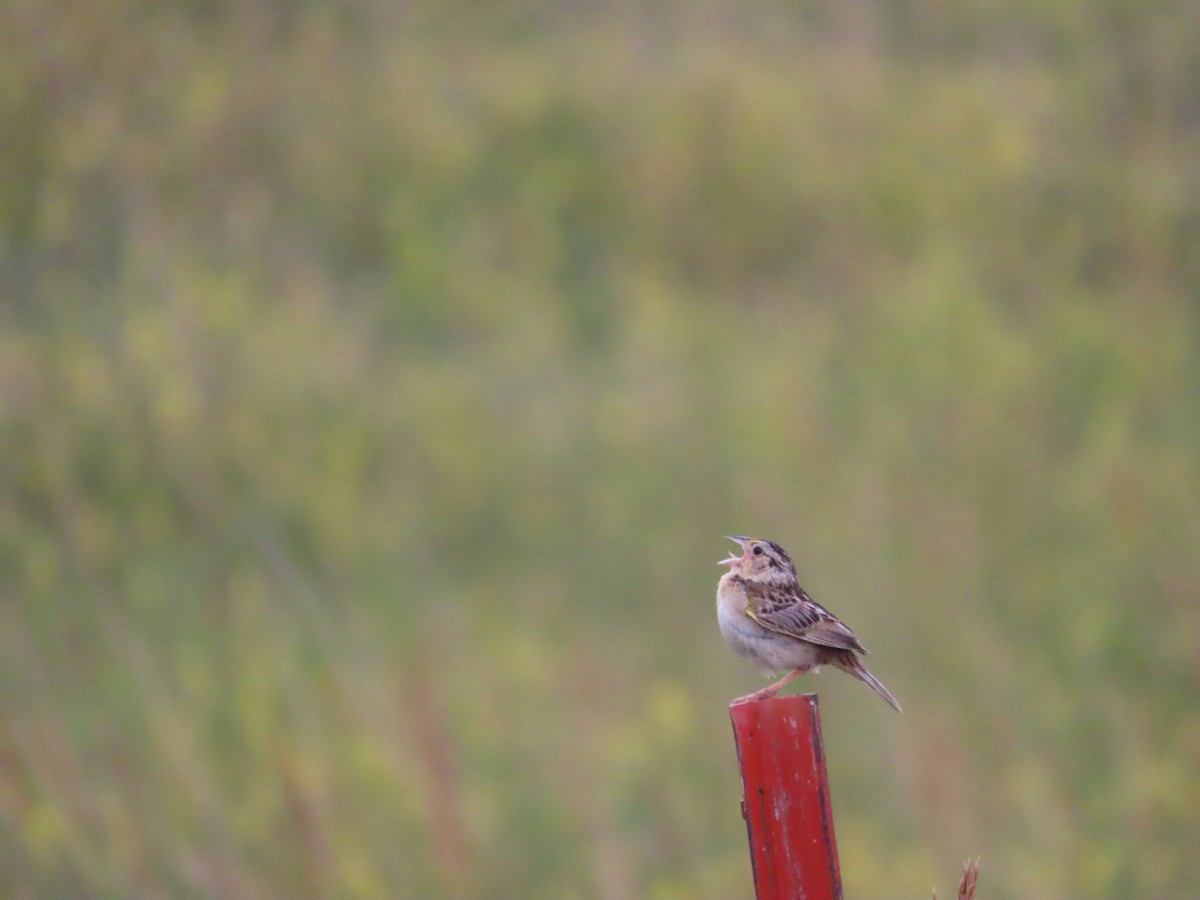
730,693,842,900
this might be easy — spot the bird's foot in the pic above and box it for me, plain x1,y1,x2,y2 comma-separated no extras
729,667,810,705
729,686,780,706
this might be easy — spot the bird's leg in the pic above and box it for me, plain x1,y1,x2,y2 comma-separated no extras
730,667,810,705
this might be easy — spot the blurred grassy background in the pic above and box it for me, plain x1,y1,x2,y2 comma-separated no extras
2,1,1198,897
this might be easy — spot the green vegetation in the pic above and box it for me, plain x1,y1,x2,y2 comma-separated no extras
2,1,1197,897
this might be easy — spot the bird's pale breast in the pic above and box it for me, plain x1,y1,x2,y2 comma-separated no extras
717,573,825,675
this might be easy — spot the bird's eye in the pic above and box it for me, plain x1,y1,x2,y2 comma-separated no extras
752,545,763,556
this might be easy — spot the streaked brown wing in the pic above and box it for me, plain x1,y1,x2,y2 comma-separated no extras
744,582,867,653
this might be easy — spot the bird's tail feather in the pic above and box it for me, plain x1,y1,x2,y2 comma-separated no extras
837,655,902,712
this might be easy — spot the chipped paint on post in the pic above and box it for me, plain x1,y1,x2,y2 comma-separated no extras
730,694,843,900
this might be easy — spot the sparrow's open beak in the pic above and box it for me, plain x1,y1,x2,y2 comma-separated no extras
718,535,749,566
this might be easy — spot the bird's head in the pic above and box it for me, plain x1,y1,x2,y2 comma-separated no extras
719,535,797,585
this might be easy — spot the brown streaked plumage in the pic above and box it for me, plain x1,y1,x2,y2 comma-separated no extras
716,536,901,710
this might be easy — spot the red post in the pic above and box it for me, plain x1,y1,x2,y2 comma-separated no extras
730,693,842,900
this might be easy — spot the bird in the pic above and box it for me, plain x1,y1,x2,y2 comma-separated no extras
716,535,901,711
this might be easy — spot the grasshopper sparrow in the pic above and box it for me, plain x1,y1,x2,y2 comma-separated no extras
717,536,901,711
